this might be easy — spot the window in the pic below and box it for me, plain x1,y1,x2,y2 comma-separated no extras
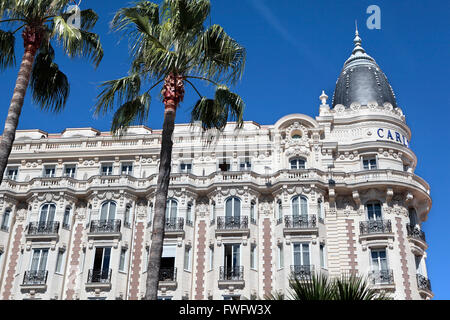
144,247,149,271
43,165,56,177
415,255,424,276
209,247,214,271
362,156,377,170
166,199,178,219
409,208,419,227
290,158,306,170
101,163,113,176
124,205,132,227
225,197,241,218
30,248,49,272
224,244,240,270
278,245,284,269
371,249,388,272
100,201,116,221
320,244,327,269
366,202,382,221
180,163,192,173
318,199,324,222
218,159,231,172
62,206,71,229
211,202,216,222
184,247,191,271
55,250,64,274
92,247,111,282
161,245,176,280
1,208,11,231
147,203,153,227
64,165,76,178
186,203,192,223
239,158,251,171
223,295,241,300
6,167,18,180
250,245,257,270
39,203,56,223
293,243,310,266
121,163,133,176
292,196,308,217
250,201,256,223
277,200,283,220
119,248,127,272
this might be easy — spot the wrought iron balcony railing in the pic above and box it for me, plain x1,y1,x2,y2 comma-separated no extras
165,217,184,232
360,220,392,235
284,215,317,229
87,269,112,284
217,216,248,230
290,265,314,280
27,221,59,235
89,219,121,233
417,274,432,291
406,224,426,242
219,266,244,281
159,267,177,282
369,269,394,285
23,270,48,285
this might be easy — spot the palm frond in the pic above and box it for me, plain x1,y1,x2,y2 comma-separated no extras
0,29,15,69
30,43,69,113
332,273,392,300
191,24,246,84
288,273,336,300
110,93,151,134
161,0,210,36
61,8,99,31
94,73,143,116
191,85,244,130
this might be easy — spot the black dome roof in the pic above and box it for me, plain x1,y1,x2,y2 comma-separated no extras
332,30,398,108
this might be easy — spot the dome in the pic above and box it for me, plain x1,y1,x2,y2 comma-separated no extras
332,29,398,108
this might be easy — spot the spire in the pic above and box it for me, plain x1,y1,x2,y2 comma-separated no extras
352,20,365,54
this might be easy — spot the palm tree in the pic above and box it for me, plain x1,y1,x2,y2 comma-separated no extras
267,272,391,300
0,0,103,184
94,0,245,300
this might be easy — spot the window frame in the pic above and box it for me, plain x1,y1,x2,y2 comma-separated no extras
120,162,133,176
100,163,113,176
362,155,378,170
1,208,11,231
6,166,18,180
43,165,56,178
290,158,306,170
292,242,311,267
224,197,241,218
63,164,77,178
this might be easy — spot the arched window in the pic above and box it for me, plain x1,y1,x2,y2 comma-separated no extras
100,201,116,221
166,199,178,220
290,158,306,170
39,203,56,223
409,208,419,227
225,197,241,218
292,196,308,217
1,208,11,231
63,206,71,229
366,202,382,221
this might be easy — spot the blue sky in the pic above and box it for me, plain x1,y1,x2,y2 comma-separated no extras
0,0,449,299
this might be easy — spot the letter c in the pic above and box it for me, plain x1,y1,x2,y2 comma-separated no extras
377,128,384,138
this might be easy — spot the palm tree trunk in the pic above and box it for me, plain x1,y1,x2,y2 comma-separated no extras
144,73,184,300
0,26,42,184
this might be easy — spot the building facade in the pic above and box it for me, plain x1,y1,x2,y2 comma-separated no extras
0,31,432,300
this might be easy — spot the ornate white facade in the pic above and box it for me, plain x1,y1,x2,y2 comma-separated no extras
0,33,432,300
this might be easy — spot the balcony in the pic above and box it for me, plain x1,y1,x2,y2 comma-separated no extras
416,274,433,298
283,215,318,236
164,218,185,238
21,270,48,292
290,265,314,281
218,266,245,289
359,220,394,245
158,267,178,290
215,216,249,237
369,269,395,290
25,221,59,241
406,225,428,252
87,220,121,240
86,269,112,290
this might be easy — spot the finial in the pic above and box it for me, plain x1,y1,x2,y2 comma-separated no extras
320,90,328,105
352,21,365,54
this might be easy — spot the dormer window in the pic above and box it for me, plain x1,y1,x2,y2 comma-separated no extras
6,167,18,180
180,163,192,173
101,163,113,176
121,162,133,176
290,158,306,170
64,165,76,178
